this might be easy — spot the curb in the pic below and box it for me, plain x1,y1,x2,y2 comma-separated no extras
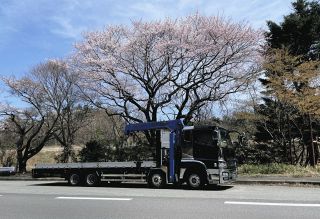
236,179,320,186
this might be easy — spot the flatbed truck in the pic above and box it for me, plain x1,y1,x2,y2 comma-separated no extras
32,119,237,189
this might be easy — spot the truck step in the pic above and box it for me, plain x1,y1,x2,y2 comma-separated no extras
101,173,146,181
101,173,145,177
101,178,146,182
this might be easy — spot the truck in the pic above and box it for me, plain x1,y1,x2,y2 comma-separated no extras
32,119,237,189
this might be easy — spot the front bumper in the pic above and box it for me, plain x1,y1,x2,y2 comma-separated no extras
219,169,237,184
207,168,237,185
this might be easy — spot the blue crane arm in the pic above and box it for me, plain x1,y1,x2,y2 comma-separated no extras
124,119,184,184
124,119,184,134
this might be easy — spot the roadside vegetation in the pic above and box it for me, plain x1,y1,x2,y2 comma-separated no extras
27,150,59,172
239,164,320,177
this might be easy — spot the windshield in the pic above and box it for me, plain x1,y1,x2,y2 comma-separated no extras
192,129,219,159
219,129,236,162
219,129,232,147
182,130,193,158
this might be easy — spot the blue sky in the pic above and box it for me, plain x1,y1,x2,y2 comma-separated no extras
0,0,295,79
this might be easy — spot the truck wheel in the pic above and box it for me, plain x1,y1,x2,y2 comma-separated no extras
69,173,82,186
148,172,165,189
187,173,204,190
85,173,100,187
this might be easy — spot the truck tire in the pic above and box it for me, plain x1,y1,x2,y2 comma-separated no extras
186,173,204,190
68,173,82,186
148,172,165,189
85,173,100,187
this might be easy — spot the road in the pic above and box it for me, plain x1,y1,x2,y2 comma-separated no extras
0,181,319,219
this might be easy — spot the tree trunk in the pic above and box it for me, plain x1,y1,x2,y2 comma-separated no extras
308,114,316,167
287,115,293,164
17,154,27,173
60,143,75,163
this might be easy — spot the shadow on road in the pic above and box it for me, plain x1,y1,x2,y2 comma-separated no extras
203,185,233,191
29,181,233,191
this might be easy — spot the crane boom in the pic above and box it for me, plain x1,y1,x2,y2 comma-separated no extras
124,119,184,183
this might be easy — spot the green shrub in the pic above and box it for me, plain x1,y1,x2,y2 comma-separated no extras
79,140,112,162
238,163,320,177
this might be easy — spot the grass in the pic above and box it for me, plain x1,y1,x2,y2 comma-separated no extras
238,163,320,177
26,145,82,171
1,148,60,172
27,151,60,171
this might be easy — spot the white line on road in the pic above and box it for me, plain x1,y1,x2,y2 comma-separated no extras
55,197,132,201
225,201,320,207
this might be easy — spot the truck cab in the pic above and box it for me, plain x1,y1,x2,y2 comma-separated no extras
160,125,237,189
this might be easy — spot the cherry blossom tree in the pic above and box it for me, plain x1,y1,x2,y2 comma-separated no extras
74,14,263,125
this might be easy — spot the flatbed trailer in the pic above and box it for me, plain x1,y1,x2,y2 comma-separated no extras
32,119,237,189
33,161,156,185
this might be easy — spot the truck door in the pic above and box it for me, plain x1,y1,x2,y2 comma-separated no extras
193,129,219,164
182,130,193,158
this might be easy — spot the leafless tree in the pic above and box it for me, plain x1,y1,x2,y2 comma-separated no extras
0,108,56,173
2,60,84,171
0,118,16,167
48,64,89,163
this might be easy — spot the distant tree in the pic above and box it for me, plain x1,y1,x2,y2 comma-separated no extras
0,119,16,167
46,62,89,163
2,60,75,172
0,108,57,173
75,109,124,145
218,110,262,164
254,97,306,164
54,105,89,163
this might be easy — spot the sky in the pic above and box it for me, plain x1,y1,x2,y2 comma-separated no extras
0,0,294,107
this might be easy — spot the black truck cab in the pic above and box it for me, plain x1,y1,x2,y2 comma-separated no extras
177,125,237,188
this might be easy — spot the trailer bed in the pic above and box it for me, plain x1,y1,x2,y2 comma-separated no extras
32,161,157,179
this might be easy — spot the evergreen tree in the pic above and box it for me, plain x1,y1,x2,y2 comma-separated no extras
258,0,320,166
79,140,112,162
266,0,320,58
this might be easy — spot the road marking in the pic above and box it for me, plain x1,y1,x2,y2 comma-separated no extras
55,197,132,201
225,201,320,207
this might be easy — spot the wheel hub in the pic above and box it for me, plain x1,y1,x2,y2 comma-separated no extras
70,174,80,185
87,175,95,184
189,174,201,187
152,174,162,186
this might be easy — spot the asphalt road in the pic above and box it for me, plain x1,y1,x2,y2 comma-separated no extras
0,181,319,219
